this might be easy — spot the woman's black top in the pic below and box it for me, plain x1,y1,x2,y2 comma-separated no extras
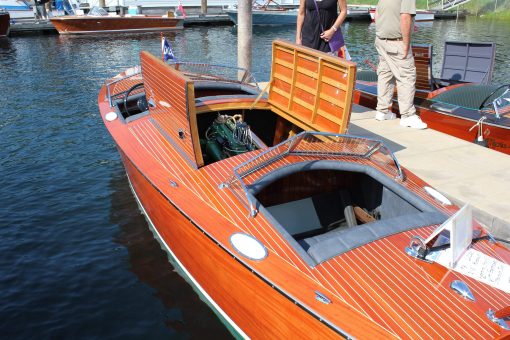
301,0,339,53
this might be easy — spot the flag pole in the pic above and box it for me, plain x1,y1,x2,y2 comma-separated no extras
160,32,164,61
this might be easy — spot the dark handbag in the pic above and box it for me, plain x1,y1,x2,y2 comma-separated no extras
312,0,345,53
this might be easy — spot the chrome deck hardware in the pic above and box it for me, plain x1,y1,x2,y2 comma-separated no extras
405,235,431,262
450,280,475,301
315,291,332,305
487,309,510,330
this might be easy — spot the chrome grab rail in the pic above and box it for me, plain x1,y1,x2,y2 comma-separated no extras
224,131,405,217
167,61,259,88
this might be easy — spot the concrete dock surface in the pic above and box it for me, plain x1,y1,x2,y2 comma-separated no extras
349,104,510,240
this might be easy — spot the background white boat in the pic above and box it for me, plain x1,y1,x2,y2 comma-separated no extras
0,0,33,19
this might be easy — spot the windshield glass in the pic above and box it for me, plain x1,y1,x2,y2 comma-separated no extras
88,6,108,16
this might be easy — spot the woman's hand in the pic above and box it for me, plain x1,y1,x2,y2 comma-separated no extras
320,28,335,42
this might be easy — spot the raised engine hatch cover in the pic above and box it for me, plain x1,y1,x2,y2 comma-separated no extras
268,40,357,134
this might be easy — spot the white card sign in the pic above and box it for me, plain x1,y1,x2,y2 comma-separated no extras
427,248,510,294
450,205,473,267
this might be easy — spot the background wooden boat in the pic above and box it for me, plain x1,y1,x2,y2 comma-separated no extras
0,11,10,37
354,83,510,154
50,14,183,34
98,40,510,337
354,42,510,154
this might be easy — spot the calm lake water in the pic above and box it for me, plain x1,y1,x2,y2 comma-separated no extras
0,17,509,338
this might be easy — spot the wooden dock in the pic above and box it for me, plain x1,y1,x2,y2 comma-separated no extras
9,19,57,35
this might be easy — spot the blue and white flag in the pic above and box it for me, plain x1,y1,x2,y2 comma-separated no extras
161,37,175,62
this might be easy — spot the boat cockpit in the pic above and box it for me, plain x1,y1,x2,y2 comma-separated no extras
223,132,448,267
105,42,448,267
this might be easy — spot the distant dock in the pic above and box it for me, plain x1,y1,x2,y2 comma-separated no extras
9,19,57,35
434,9,467,20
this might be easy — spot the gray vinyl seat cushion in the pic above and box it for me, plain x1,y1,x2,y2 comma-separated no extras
304,211,447,264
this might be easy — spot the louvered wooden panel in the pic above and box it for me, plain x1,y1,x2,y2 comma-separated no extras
140,51,203,168
269,40,357,134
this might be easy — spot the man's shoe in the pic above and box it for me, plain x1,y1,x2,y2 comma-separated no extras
400,115,428,129
375,111,396,121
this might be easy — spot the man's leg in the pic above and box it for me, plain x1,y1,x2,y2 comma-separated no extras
394,47,417,119
375,39,395,115
395,47,427,129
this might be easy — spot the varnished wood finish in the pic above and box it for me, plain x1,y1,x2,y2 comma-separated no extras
413,44,434,93
0,12,10,37
141,52,203,167
118,148,390,339
269,40,356,134
50,15,183,35
99,41,510,338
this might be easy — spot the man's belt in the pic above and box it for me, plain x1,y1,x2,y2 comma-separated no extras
378,37,403,41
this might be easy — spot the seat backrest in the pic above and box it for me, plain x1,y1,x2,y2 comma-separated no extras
413,44,434,92
440,41,496,85
356,44,435,92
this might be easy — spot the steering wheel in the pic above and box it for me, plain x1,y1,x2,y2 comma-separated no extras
123,82,145,117
478,84,510,112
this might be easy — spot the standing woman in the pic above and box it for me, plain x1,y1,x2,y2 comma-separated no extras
296,0,347,54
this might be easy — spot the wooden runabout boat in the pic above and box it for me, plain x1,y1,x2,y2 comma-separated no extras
50,13,183,35
355,42,510,155
98,40,510,338
0,10,10,37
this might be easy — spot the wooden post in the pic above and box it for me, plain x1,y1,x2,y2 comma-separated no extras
201,0,207,15
99,0,105,8
238,0,252,79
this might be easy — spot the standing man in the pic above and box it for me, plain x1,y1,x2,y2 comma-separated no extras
374,0,427,129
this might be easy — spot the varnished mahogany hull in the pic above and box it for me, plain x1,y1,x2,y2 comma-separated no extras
118,148,343,338
0,12,10,37
99,44,510,338
353,87,510,155
50,16,183,34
